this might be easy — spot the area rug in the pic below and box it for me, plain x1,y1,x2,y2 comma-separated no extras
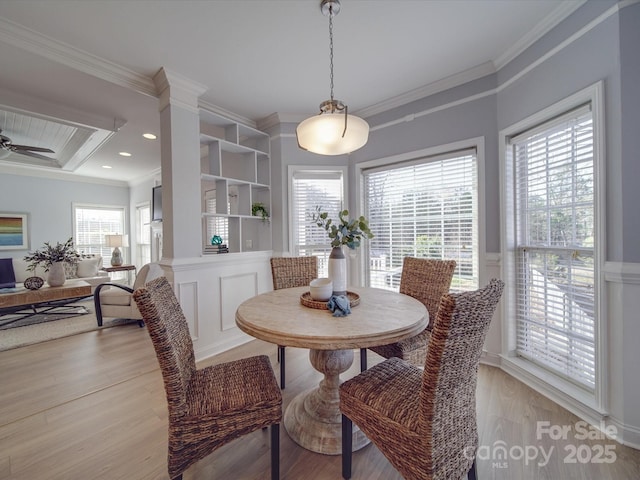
0,304,91,330
0,300,139,351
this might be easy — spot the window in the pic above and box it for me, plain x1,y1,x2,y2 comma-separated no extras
289,167,346,277
363,150,478,292
204,189,229,246
510,104,596,390
73,204,126,260
136,203,151,268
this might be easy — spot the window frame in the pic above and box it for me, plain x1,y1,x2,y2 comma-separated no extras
499,82,607,414
355,138,486,289
72,202,128,261
135,201,151,269
287,165,348,277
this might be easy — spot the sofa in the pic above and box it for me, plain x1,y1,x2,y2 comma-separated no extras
6,256,109,293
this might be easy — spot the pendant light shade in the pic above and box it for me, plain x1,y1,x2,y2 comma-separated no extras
296,0,369,156
296,111,369,156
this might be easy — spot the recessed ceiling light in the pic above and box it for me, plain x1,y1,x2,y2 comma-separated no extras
119,151,132,157
143,133,157,140
102,165,112,169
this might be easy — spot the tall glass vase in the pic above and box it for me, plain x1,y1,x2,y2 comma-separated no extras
328,246,347,296
47,261,66,287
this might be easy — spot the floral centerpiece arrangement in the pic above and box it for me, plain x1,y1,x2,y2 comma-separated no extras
24,237,81,272
311,206,374,249
311,206,374,300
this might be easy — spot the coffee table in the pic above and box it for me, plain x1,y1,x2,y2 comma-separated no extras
0,280,92,327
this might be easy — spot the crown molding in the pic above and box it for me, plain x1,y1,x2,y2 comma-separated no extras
0,162,129,187
494,0,587,70
257,112,308,130
198,99,257,129
128,166,162,188
0,87,125,133
0,17,156,98
355,62,496,118
153,67,208,113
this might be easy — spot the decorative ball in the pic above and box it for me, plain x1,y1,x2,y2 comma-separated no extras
211,235,223,245
24,276,44,290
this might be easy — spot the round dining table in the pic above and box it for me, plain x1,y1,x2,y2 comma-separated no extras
235,285,428,455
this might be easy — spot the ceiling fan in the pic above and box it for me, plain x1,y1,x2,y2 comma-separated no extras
0,128,55,160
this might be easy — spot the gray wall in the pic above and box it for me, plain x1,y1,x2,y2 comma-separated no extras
619,2,640,263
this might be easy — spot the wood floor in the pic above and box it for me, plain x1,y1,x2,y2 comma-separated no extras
1,324,639,480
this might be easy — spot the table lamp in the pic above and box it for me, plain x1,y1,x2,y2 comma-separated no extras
105,234,128,266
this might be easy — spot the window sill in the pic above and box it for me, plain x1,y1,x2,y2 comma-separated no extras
500,355,608,425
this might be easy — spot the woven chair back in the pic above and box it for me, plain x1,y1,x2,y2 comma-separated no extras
270,256,318,290
399,257,456,329
420,278,504,478
133,276,196,419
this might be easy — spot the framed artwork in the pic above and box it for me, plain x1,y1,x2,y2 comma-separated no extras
0,213,29,250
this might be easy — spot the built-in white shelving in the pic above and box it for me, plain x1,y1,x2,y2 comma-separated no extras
200,110,271,254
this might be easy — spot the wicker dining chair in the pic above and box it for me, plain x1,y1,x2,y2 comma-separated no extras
361,257,456,370
133,276,282,480
270,256,318,389
341,278,504,480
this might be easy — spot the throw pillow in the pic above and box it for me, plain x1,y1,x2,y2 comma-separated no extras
77,256,101,277
63,262,78,279
0,258,16,288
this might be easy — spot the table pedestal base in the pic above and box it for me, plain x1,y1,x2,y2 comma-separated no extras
283,348,369,455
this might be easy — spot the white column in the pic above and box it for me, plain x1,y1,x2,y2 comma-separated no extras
153,67,207,260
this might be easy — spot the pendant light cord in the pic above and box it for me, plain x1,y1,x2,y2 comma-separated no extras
329,4,335,105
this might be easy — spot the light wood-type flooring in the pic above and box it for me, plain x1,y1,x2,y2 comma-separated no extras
1,323,639,479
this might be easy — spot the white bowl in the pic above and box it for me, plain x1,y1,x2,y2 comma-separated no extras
309,278,333,301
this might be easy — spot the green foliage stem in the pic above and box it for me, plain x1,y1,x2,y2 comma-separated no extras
311,206,374,249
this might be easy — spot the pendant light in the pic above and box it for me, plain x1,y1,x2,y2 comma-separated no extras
296,0,369,156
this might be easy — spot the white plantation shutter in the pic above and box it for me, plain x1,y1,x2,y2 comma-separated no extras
204,192,228,244
291,170,345,278
136,204,151,267
511,105,596,390
74,204,126,258
363,150,478,291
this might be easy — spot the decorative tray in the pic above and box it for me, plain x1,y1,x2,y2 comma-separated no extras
300,291,360,310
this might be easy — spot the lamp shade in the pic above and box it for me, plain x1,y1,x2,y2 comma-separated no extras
296,112,369,156
105,234,129,248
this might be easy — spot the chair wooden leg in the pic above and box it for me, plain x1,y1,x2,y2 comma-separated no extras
271,423,280,480
342,415,352,479
468,459,478,480
360,348,367,371
278,346,286,389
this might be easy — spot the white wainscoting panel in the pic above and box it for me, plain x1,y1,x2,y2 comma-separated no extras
220,272,258,331
177,281,199,340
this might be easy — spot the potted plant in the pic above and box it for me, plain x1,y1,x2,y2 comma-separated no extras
251,202,270,222
23,237,81,287
311,206,374,295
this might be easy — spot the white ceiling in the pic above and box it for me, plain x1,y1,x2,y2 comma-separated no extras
0,0,584,184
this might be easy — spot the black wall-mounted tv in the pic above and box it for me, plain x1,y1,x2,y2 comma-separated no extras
152,185,162,222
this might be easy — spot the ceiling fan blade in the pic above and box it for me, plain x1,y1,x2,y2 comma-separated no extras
13,150,56,161
11,144,55,153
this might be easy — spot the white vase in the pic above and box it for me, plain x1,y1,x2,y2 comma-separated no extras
328,246,347,296
47,261,66,287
